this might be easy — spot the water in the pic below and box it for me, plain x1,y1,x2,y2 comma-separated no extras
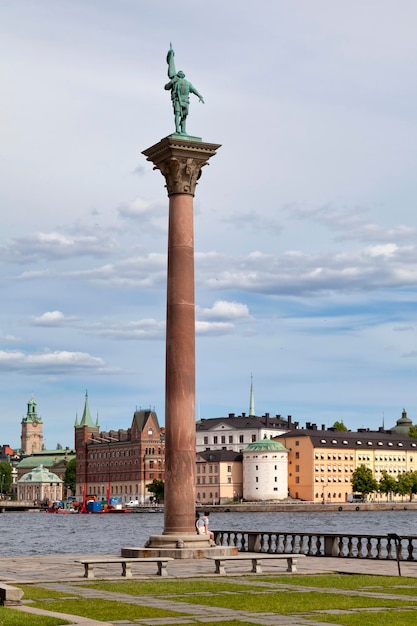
0,510,415,557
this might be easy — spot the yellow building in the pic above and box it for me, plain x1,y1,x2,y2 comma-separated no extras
277,424,417,503
196,450,243,504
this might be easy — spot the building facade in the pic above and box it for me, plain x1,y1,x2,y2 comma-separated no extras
243,439,289,501
74,393,165,504
196,450,243,504
277,419,417,503
196,413,290,453
17,464,63,503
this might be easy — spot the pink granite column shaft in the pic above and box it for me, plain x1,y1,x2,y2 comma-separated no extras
163,193,196,534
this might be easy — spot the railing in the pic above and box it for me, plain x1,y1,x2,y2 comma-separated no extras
213,530,417,561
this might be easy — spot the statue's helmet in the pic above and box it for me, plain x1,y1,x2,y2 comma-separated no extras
177,70,185,78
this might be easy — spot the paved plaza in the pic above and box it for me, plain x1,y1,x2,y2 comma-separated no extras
1,553,417,625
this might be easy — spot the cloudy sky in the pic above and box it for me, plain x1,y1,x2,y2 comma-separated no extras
1,0,417,449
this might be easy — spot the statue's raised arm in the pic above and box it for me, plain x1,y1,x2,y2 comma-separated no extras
164,44,204,136
167,43,176,79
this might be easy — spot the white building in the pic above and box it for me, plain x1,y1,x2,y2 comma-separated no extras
243,439,289,501
17,464,63,504
196,413,290,453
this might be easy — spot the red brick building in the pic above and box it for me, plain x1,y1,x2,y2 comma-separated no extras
75,393,165,504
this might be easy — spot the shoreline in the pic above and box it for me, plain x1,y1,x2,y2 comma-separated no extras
201,501,417,513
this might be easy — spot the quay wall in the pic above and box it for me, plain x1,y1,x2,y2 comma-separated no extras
202,502,417,513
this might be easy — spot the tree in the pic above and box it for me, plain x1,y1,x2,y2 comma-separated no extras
351,465,377,498
0,461,12,496
378,471,397,501
396,471,417,502
408,425,417,438
146,479,164,503
63,458,76,494
331,421,348,432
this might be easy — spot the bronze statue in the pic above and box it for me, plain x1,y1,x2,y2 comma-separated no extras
165,44,204,135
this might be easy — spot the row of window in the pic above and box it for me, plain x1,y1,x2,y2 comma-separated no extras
202,435,257,445
314,466,354,472
315,453,354,460
88,447,162,460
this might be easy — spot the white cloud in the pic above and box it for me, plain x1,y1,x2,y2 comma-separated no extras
90,319,165,340
0,349,112,374
31,311,79,326
197,300,251,321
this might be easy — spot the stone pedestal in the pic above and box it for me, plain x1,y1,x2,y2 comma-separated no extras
141,137,220,550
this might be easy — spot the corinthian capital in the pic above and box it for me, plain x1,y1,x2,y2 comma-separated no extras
142,137,221,197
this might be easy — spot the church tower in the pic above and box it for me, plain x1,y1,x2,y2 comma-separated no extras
21,395,44,454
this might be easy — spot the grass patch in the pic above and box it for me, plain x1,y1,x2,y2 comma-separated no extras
85,579,260,595
172,590,417,614
29,598,186,621
254,573,417,591
303,609,417,626
16,586,76,601
0,609,70,625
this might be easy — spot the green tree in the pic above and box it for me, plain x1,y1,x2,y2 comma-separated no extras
408,424,417,438
331,421,348,432
146,479,164,503
396,471,417,502
378,471,397,501
0,461,12,496
351,465,377,498
63,458,76,494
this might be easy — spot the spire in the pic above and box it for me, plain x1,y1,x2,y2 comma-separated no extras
74,412,79,427
249,374,255,417
95,412,100,427
79,390,95,427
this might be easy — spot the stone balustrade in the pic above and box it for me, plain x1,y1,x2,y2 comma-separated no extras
213,530,417,561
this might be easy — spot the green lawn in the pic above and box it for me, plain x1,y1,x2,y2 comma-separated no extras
8,573,417,626
0,609,70,626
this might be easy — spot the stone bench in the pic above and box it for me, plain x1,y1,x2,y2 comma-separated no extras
75,557,173,579
207,553,305,575
0,583,24,606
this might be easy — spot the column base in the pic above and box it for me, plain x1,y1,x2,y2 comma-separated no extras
121,534,237,559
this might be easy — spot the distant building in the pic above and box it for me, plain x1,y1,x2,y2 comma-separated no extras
243,438,288,501
196,450,243,504
389,408,413,436
74,392,165,504
196,413,290,453
20,395,44,455
17,464,63,503
16,447,75,483
277,417,417,503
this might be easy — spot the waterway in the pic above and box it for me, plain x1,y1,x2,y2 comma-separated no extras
1,509,416,557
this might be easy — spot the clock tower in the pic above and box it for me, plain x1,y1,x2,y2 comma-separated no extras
21,395,44,455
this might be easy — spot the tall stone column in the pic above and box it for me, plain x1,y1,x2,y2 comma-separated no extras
142,136,220,544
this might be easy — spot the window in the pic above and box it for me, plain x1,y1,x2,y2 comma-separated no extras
227,465,232,472
295,440,299,446
295,465,299,472
251,435,256,442
295,452,300,459
203,437,208,445
213,436,218,444
229,435,233,443
221,436,226,444
239,435,244,443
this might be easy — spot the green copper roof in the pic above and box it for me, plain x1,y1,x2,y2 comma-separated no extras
244,439,288,452
18,464,62,484
78,391,96,428
16,450,75,469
